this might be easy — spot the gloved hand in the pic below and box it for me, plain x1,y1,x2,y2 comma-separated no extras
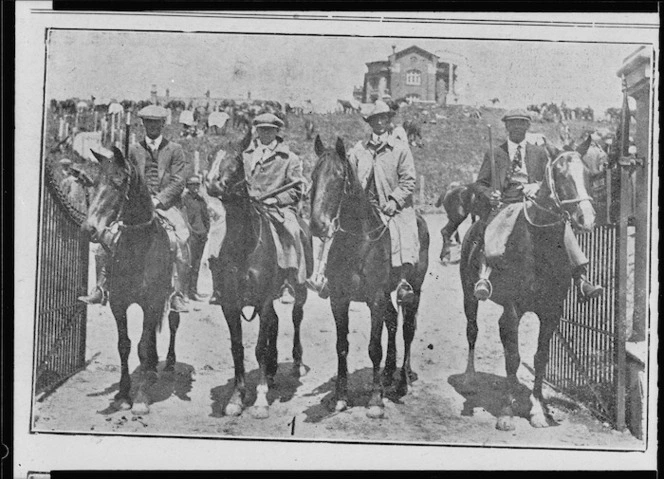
263,197,278,206
521,182,540,199
489,190,502,208
152,197,163,209
382,199,399,216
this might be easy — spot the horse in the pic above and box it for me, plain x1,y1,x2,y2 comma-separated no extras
82,147,181,415
205,131,313,419
402,120,423,147
435,182,491,263
337,99,359,114
459,149,596,431
308,135,430,418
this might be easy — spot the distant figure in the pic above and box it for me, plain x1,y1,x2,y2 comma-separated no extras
182,176,211,301
304,116,315,140
59,158,88,212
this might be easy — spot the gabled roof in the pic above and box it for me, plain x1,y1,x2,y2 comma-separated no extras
365,60,390,67
394,45,438,62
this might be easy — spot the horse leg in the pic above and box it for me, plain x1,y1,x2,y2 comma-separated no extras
164,310,180,371
529,310,561,428
252,300,278,419
439,223,453,262
463,293,479,386
366,292,388,419
382,292,398,387
291,286,307,377
330,293,351,412
496,303,521,431
110,302,132,411
133,302,161,415
222,303,246,417
398,292,420,395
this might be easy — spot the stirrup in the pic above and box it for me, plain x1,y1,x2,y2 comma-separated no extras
473,278,492,301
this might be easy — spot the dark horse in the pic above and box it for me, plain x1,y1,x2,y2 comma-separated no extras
460,150,596,430
435,182,491,263
205,132,313,419
83,147,180,415
309,135,430,418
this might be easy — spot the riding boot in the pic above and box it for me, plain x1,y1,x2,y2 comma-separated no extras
78,251,108,305
396,263,415,305
573,265,604,302
473,255,493,301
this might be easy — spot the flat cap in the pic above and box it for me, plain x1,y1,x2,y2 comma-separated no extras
59,158,72,166
363,100,396,122
186,176,202,184
253,113,284,129
501,109,531,122
138,105,169,120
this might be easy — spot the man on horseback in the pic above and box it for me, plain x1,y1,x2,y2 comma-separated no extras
472,109,603,302
348,100,420,304
79,105,191,312
241,112,308,303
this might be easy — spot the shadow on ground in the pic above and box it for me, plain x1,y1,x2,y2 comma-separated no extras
300,367,417,423
90,361,195,415
209,361,305,417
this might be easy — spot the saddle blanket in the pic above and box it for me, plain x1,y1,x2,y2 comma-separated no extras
484,202,523,263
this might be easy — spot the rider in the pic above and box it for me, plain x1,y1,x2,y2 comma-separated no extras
241,112,308,303
79,105,191,313
347,100,420,304
472,109,604,302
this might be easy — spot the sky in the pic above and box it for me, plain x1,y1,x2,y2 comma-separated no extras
45,30,645,114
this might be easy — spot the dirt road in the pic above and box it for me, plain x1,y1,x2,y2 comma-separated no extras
33,214,641,450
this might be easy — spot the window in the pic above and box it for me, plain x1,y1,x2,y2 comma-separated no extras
406,69,421,86
406,94,420,103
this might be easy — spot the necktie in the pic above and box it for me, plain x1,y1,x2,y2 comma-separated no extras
512,145,523,171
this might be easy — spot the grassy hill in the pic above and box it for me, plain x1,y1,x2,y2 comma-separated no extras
45,104,612,213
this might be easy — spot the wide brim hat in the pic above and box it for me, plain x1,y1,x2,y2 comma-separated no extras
501,109,532,122
186,176,202,185
253,113,284,129
138,105,169,120
363,100,396,122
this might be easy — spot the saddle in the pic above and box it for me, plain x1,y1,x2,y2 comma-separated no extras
484,203,523,267
155,211,180,259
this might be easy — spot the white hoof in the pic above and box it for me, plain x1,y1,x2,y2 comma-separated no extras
225,403,243,417
131,402,149,415
334,400,348,412
366,406,384,419
496,416,515,431
113,399,132,411
530,413,549,428
251,405,269,419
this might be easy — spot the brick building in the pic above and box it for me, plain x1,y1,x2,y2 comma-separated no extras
363,45,459,104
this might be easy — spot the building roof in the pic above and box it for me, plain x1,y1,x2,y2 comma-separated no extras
394,45,439,62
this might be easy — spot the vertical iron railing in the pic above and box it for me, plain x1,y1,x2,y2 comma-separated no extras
33,162,89,395
547,223,625,427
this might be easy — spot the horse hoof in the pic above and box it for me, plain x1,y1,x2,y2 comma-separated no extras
132,402,150,415
334,400,348,412
251,406,269,419
496,416,515,431
225,403,243,417
530,414,549,428
366,406,384,419
292,364,307,378
113,398,132,411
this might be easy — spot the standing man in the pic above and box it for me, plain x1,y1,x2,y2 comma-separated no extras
182,175,210,301
347,100,420,304
472,109,603,301
79,105,191,312
242,112,308,303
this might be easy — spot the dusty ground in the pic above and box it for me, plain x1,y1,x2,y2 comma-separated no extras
33,214,642,450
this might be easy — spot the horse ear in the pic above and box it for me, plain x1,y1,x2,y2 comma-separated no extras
314,135,325,157
89,149,107,164
110,146,127,168
335,137,346,161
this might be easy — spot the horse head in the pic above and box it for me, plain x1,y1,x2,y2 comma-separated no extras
544,151,596,232
310,135,350,239
205,130,252,201
82,146,137,242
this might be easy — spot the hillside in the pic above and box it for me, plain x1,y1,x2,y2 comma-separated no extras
45,105,612,212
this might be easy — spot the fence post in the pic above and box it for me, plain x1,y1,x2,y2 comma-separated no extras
419,175,426,205
58,117,65,140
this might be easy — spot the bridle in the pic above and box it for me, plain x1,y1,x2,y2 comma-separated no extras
523,152,593,228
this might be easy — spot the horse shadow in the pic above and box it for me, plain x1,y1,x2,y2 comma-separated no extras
447,371,536,421
90,361,195,415
300,367,414,423
209,361,305,418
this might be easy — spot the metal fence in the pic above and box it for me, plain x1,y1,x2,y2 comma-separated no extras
547,223,626,429
33,163,89,396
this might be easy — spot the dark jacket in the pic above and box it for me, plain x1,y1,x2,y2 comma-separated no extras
475,141,549,200
182,191,210,236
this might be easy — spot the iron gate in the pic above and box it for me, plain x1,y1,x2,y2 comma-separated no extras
33,161,89,395
547,223,626,428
